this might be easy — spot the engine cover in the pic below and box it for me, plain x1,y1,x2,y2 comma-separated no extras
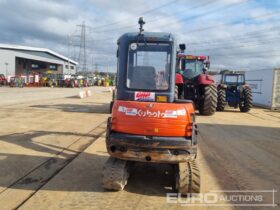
111,100,195,137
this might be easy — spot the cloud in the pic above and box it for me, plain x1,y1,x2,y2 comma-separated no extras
0,0,279,72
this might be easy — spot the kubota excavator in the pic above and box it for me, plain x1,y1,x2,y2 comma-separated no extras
102,18,200,195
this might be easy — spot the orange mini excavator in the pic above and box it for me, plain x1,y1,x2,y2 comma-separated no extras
102,18,200,195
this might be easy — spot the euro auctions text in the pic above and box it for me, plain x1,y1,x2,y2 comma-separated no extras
167,190,277,207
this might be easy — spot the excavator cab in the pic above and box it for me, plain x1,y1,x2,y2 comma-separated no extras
115,34,176,102
103,18,200,195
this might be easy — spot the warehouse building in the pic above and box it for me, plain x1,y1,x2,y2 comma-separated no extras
0,44,77,76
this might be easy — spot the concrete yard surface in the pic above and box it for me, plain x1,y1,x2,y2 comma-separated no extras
0,87,279,210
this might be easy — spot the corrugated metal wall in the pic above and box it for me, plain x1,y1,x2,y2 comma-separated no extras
246,69,274,108
272,69,280,109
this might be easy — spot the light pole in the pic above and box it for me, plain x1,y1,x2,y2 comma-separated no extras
5,62,8,77
67,35,71,75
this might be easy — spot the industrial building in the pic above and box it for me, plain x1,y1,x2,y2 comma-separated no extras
0,44,77,77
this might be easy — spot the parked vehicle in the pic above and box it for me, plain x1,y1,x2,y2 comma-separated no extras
88,77,95,86
176,45,217,115
41,72,57,87
9,76,25,88
56,74,66,87
217,70,253,112
102,18,200,196
0,74,7,86
64,75,83,88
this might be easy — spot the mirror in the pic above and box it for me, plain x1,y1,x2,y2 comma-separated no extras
205,60,210,69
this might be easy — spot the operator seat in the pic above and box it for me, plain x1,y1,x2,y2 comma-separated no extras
129,66,156,89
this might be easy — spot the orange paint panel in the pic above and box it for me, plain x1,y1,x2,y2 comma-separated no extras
111,100,195,137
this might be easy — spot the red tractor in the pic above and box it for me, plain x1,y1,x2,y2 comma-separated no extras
0,74,7,86
176,44,217,115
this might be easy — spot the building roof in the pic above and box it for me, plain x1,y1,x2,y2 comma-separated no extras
0,43,78,65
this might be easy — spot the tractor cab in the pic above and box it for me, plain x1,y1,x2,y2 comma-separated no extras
177,54,210,81
116,33,176,103
219,71,246,95
221,72,245,86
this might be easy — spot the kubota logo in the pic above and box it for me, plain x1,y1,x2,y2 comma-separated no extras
138,109,165,118
118,106,186,118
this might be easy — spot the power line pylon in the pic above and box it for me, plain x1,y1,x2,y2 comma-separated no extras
77,22,87,72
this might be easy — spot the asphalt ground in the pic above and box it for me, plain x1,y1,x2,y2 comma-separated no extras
0,87,279,210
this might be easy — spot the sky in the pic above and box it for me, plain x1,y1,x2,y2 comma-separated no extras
0,0,280,72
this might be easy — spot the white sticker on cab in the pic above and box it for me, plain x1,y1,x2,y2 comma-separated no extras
135,92,155,101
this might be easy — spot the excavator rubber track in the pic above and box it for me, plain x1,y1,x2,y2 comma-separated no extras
102,157,130,191
176,159,200,196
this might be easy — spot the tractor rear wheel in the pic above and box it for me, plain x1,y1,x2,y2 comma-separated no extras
102,157,130,191
175,160,200,196
239,87,253,112
216,88,226,111
199,84,217,116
